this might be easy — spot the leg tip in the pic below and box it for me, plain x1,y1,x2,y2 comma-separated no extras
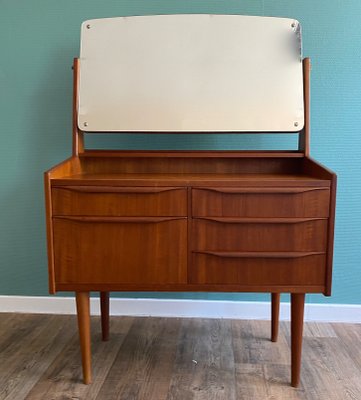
291,377,300,388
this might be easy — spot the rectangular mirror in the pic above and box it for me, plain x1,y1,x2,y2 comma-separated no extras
78,14,304,132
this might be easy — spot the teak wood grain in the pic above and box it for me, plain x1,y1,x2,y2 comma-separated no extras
52,186,188,216
192,187,330,218
189,253,326,286
43,57,337,387
53,217,187,285
192,217,328,252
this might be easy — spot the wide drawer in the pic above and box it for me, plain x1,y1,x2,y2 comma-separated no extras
53,216,187,284
192,217,328,252
192,187,330,217
52,186,187,216
189,252,326,286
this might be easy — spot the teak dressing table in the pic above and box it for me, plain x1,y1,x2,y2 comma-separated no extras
44,15,336,387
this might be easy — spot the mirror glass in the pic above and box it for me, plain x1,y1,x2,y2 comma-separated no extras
78,14,304,132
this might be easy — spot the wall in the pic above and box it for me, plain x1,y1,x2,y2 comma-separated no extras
1,0,360,304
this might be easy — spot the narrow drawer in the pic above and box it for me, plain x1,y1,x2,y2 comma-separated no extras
52,186,187,216
192,187,330,218
53,216,187,284
192,217,328,252
190,252,326,286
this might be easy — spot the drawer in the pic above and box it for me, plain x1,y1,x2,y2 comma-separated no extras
192,187,330,218
192,217,328,252
53,216,187,284
52,186,187,216
190,252,326,286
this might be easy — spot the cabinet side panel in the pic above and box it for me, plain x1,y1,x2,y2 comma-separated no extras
44,173,55,293
325,174,337,295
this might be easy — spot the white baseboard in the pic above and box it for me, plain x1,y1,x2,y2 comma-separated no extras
0,296,361,323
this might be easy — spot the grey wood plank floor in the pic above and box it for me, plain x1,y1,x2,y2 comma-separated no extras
0,313,360,400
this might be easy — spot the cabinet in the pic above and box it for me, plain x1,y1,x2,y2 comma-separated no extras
44,15,336,387
46,152,336,387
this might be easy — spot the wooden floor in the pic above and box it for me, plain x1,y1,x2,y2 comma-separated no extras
0,313,361,400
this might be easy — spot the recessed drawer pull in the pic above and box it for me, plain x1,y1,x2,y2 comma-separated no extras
193,251,326,259
197,187,328,194
53,186,181,194
54,216,186,223
195,217,327,224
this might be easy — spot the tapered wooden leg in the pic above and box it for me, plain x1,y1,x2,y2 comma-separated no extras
271,293,280,342
76,291,92,384
100,291,110,341
291,293,305,388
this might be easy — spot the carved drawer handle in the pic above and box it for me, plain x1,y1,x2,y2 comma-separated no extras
196,187,328,194
53,186,182,194
194,217,327,224
54,216,186,223
193,251,325,259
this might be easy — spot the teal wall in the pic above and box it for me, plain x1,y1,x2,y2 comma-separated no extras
1,1,360,304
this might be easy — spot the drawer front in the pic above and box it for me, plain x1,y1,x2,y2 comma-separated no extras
190,252,326,286
192,217,328,252
192,187,330,217
52,186,187,216
53,217,187,284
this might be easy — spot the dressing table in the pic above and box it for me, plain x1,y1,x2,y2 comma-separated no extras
44,14,336,387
